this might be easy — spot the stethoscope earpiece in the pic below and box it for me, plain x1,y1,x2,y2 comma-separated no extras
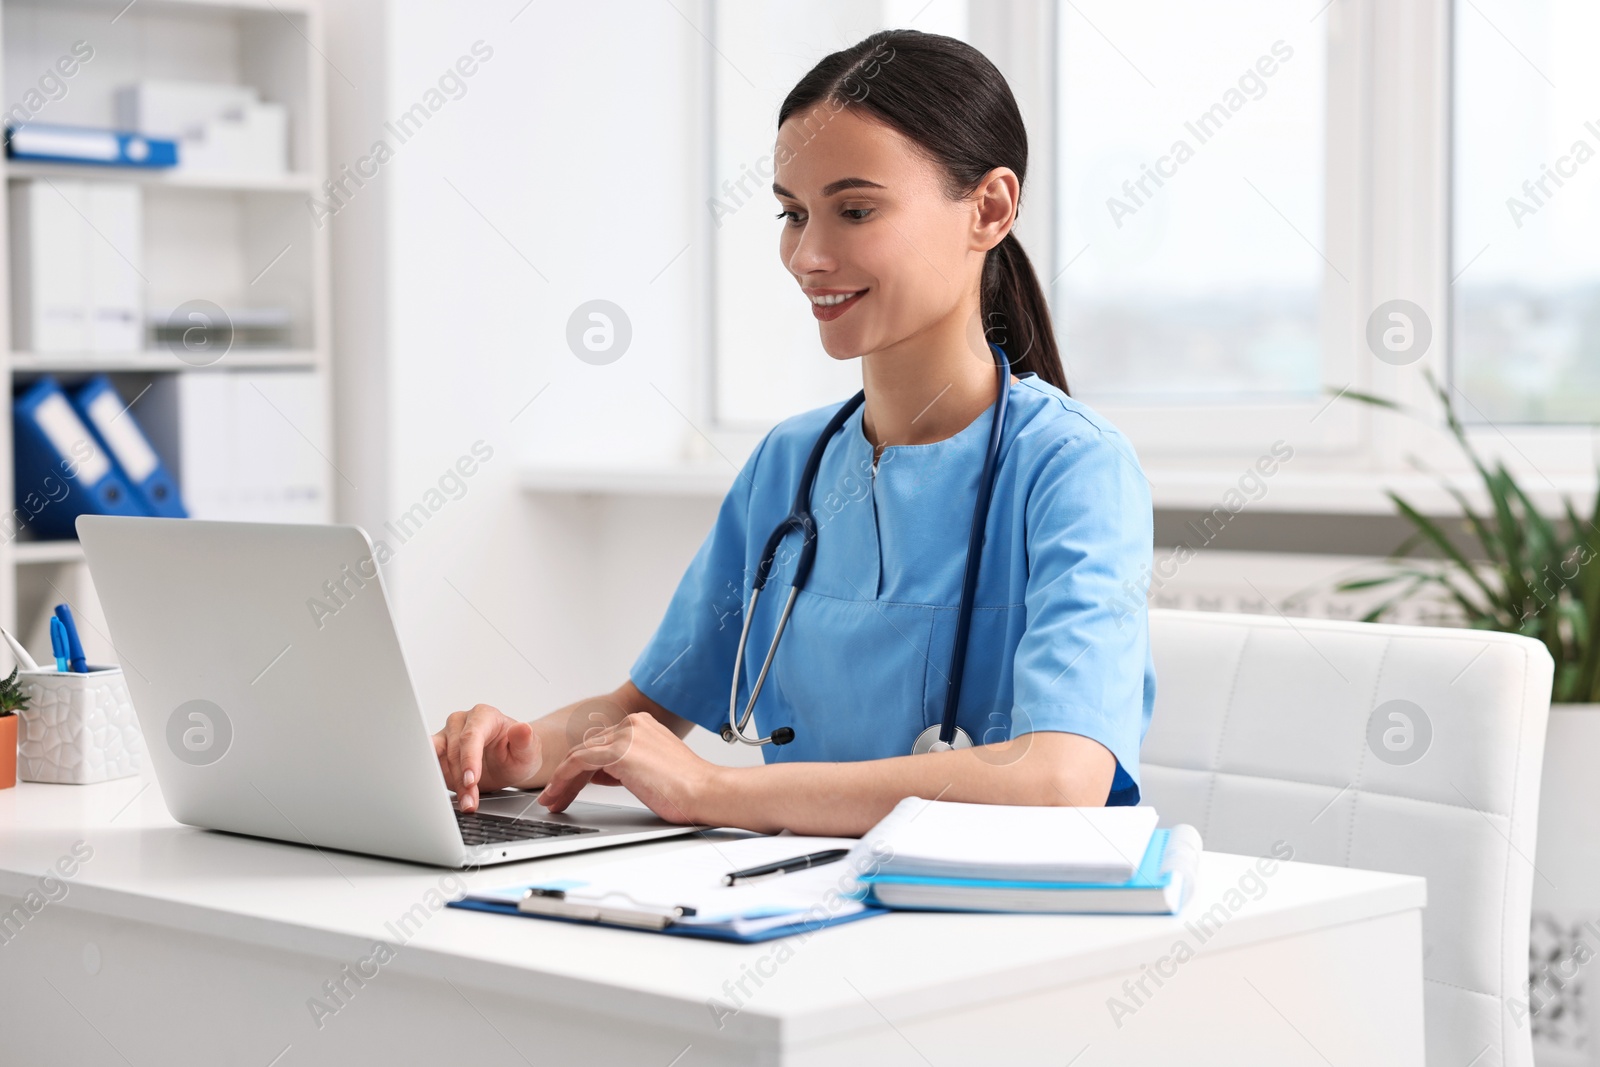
725,343,1012,755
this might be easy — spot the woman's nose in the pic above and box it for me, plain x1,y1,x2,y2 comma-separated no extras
785,223,835,274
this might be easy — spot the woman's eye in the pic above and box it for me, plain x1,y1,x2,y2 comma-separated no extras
774,207,873,224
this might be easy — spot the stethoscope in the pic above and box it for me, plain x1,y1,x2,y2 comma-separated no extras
723,341,1012,756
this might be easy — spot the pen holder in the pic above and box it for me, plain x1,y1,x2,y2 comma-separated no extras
16,665,144,784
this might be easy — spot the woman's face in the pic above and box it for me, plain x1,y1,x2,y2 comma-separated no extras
773,105,985,360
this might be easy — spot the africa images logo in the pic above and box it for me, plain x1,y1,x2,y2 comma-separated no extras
1365,699,1432,767
166,699,233,766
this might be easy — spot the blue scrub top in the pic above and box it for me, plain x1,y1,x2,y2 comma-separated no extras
628,373,1156,806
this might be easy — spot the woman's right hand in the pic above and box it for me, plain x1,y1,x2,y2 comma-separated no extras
432,703,543,812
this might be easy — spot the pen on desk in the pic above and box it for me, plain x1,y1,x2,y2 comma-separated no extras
722,848,850,886
50,617,68,673
54,603,87,673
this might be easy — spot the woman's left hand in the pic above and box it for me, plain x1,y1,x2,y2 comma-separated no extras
536,711,723,825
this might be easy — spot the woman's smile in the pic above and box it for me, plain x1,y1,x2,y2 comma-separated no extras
807,287,869,321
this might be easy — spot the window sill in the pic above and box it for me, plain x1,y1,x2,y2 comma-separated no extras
521,461,736,498
520,461,1599,518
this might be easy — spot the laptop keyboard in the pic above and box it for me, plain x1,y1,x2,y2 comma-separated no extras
456,809,601,845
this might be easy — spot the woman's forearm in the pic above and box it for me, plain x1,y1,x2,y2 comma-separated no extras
702,731,1115,836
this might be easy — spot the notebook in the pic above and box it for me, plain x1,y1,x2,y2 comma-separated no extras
852,797,1161,883
448,833,890,943
854,824,1202,915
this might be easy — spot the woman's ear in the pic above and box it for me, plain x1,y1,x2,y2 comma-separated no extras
971,166,1020,252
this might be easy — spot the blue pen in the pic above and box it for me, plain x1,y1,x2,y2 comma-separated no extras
50,616,68,672
53,604,87,673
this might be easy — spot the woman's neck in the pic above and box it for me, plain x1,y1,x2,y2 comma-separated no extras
858,310,1012,457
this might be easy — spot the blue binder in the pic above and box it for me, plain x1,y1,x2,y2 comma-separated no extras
71,375,187,518
13,377,148,539
5,123,178,168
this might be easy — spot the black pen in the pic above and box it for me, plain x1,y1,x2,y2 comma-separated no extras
722,848,849,886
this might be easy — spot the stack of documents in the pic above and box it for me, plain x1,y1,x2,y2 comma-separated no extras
848,798,1201,915
450,834,889,943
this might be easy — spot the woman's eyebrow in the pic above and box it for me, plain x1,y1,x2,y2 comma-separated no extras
772,177,887,199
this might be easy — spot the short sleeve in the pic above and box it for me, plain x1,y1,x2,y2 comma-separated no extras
628,434,770,735
1010,429,1155,806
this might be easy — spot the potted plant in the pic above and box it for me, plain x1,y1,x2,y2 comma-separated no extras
0,665,31,790
1337,373,1599,1056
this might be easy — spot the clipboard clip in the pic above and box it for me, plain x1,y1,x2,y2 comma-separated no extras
524,886,568,901
518,886,698,929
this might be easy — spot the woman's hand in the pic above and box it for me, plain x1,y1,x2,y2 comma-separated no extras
432,703,542,812
537,711,723,826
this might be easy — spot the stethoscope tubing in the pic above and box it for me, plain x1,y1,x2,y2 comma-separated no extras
725,343,1010,750
938,347,1011,746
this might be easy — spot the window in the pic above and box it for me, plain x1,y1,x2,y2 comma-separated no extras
1054,1,1329,404
1452,0,1600,424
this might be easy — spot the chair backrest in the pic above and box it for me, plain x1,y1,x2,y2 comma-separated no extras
1141,609,1553,1067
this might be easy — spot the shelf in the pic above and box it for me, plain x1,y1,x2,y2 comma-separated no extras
10,0,316,15
520,460,1600,517
4,161,317,194
10,540,84,565
1145,467,1600,517
522,462,738,498
9,349,319,374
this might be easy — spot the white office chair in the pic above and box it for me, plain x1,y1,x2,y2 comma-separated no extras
1140,609,1553,1067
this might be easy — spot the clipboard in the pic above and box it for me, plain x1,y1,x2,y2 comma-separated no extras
446,893,888,943
445,834,892,943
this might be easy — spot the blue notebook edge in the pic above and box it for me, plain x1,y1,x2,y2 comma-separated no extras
445,896,892,944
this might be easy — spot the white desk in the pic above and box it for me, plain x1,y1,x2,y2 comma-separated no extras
0,769,1426,1066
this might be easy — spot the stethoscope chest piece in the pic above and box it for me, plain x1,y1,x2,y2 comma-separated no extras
910,724,973,755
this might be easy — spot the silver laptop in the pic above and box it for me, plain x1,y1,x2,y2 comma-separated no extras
76,515,707,867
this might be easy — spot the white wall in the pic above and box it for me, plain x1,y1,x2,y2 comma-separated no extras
327,0,749,757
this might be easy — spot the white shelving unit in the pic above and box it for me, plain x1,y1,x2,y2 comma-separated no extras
0,0,330,654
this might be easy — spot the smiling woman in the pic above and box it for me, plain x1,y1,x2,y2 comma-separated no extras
434,29,1155,838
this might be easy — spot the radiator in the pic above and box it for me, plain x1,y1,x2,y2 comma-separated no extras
1144,549,1462,628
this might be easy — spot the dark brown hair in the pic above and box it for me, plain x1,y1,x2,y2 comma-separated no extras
778,28,1068,393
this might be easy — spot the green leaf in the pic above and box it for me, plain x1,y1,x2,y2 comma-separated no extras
1336,388,1407,412
1387,493,1502,618
1337,575,1408,593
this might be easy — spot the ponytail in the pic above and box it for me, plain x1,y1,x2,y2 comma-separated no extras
780,28,1070,396
983,231,1069,394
